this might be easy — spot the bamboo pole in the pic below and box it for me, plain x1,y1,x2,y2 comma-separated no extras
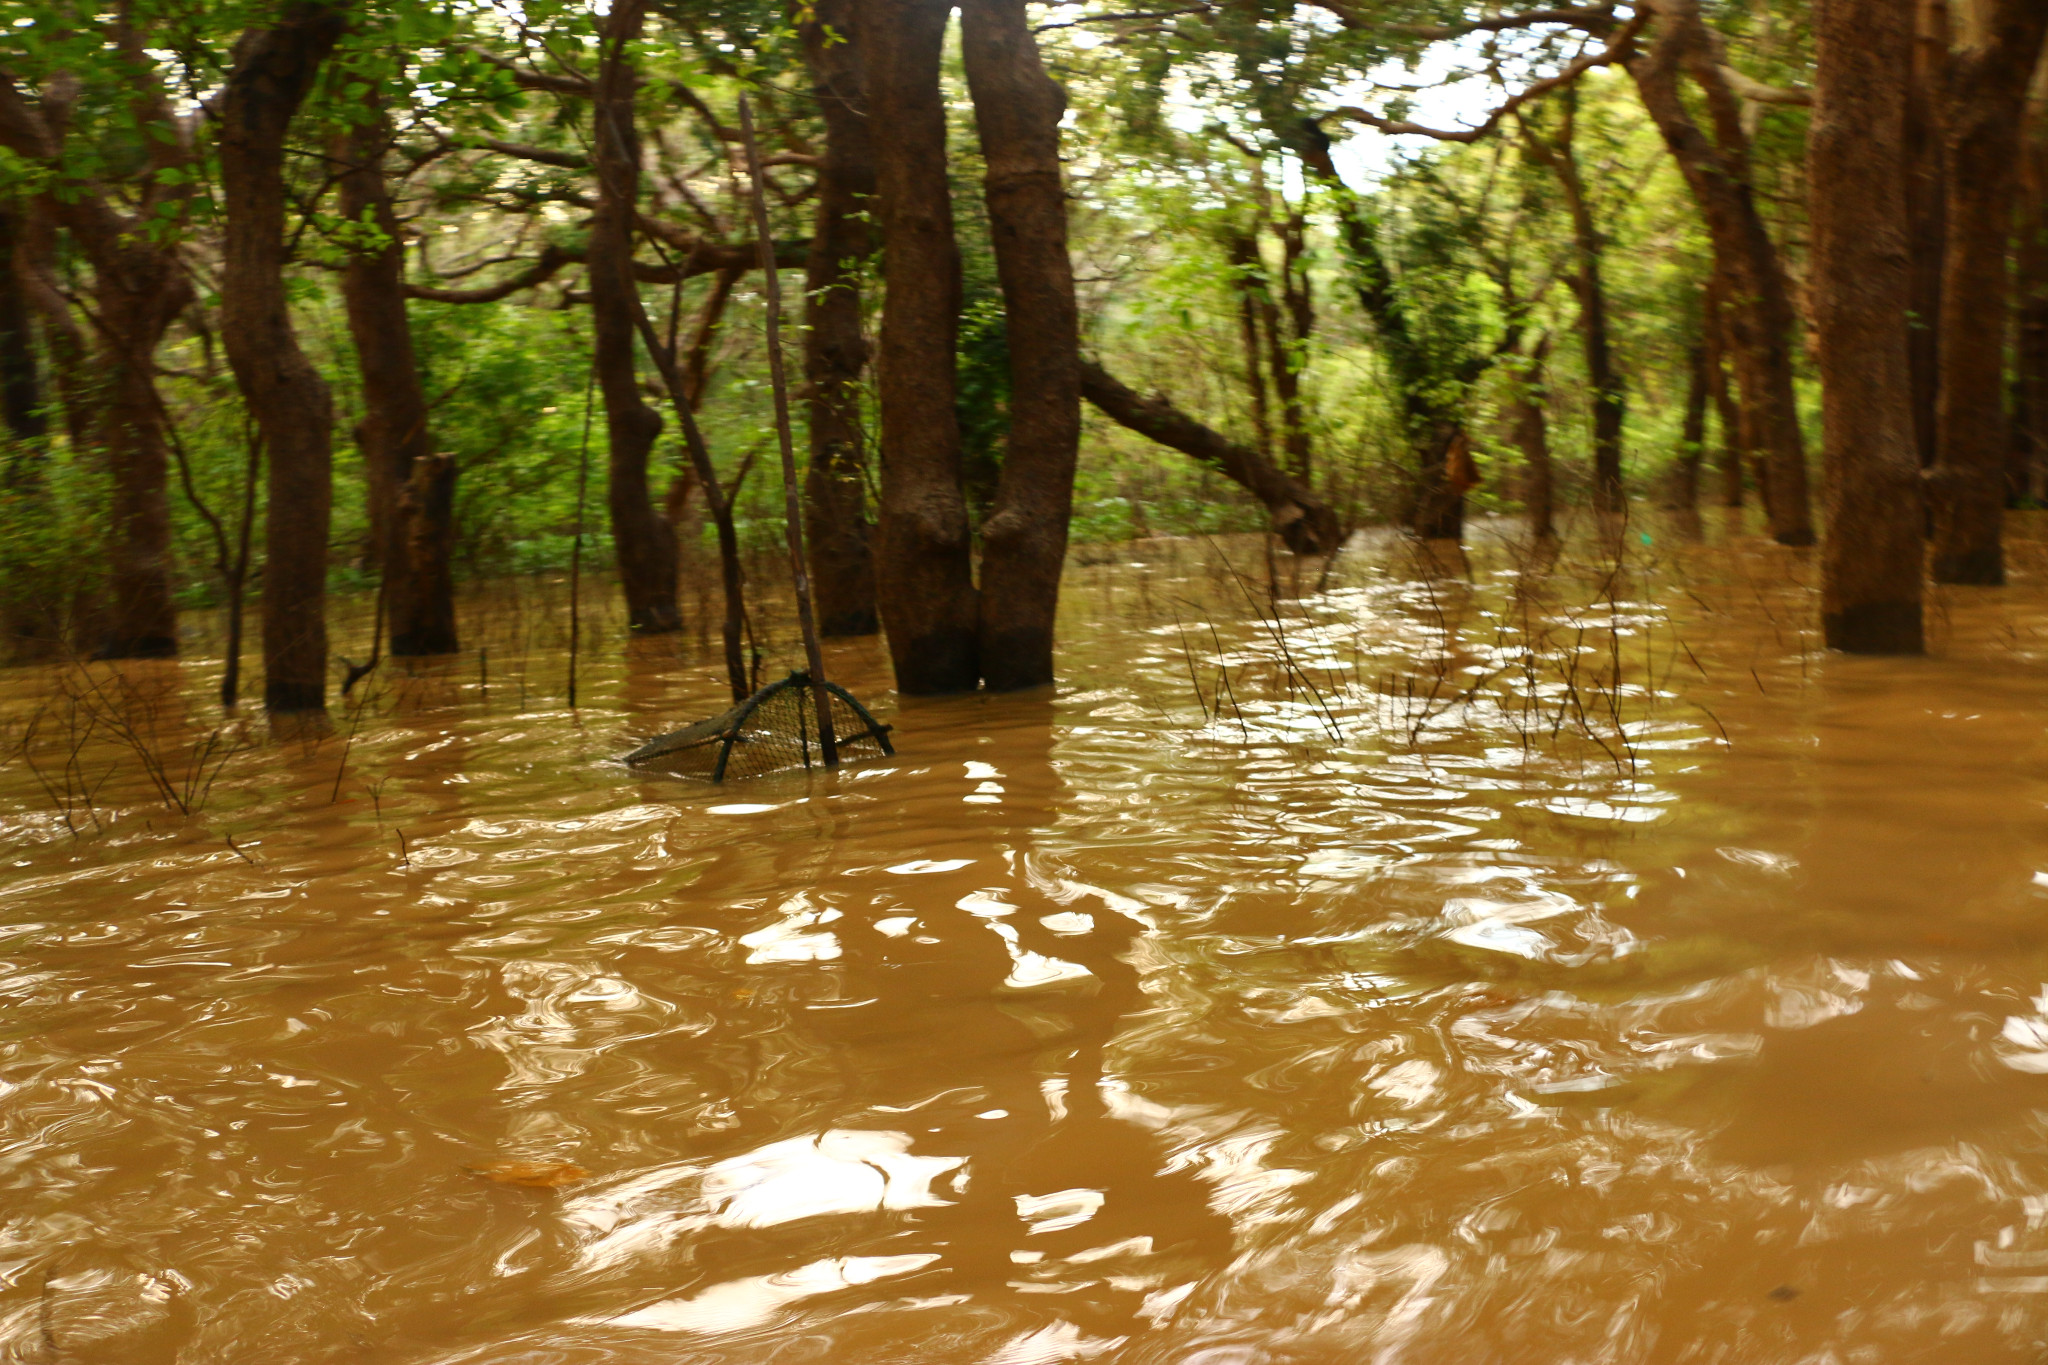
738,93,838,765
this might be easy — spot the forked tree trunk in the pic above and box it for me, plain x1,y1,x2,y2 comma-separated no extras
800,0,880,638
1627,0,1813,546
592,0,680,634
962,0,1080,692
217,3,347,714
861,0,979,693
0,34,194,659
2015,82,2048,505
337,97,458,657
1810,0,1923,652
1927,0,2048,584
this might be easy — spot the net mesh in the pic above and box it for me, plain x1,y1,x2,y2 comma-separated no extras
622,673,893,782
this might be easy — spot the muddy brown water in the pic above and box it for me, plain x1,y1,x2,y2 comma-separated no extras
9,522,2048,1362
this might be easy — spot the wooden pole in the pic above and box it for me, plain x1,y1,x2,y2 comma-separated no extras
738,93,838,765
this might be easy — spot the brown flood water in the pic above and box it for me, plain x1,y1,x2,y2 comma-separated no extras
10,519,2048,1363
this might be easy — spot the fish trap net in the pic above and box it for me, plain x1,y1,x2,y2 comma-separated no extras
622,671,894,782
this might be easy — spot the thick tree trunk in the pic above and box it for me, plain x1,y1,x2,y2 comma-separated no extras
1810,0,1923,652
861,0,979,693
337,100,458,657
217,3,347,714
800,0,880,638
591,0,679,635
2016,81,2048,506
1512,337,1555,540
1928,0,2048,583
1079,361,1343,554
1627,0,1813,545
94,279,186,659
1905,0,1949,470
962,0,1081,692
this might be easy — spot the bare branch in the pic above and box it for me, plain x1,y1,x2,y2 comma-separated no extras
1717,64,1811,105
471,136,587,169
1326,13,1646,143
1316,1,1616,37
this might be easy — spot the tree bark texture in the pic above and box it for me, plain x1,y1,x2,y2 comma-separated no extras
861,0,980,693
800,0,880,639
591,0,680,634
337,100,458,657
1928,0,2048,583
1904,0,1950,470
962,0,1081,692
1079,361,1343,554
2015,81,2048,506
1809,0,1924,652
1626,0,1814,545
218,3,347,713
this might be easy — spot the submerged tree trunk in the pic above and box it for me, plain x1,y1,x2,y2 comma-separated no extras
861,0,979,693
1702,281,1745,508
591,0,680,634
1627,0,1813,545
217,3,347,715
800,0,880,639
1810,0,1923,652
962,0,1080,692
1671,341,1708,512
2016,80,2048,506
1270,208,1314,483
1521,98,1624,516
0,32,194,659
1511,336,1556,540
337,97,458,657
1290,124,1467,540
1079,361,1343,554
1928,0,2048,583
0,205,39,444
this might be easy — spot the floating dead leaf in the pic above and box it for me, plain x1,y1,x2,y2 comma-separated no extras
466,1159,589,1189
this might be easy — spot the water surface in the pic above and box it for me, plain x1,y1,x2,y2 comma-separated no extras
8,524,2048,1362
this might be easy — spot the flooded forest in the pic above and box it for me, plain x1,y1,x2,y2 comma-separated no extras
6,0,2048,1359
